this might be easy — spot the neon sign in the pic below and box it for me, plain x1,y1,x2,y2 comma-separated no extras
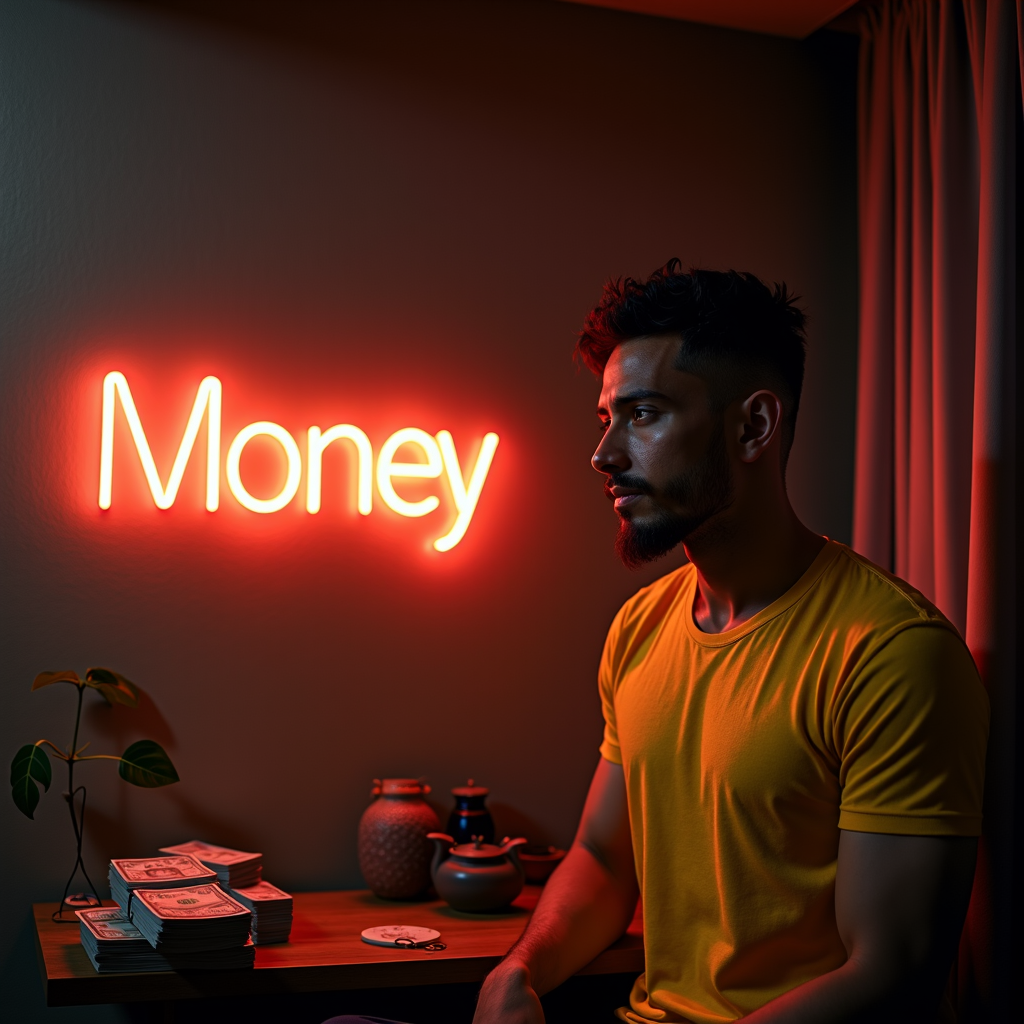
98,371,499,552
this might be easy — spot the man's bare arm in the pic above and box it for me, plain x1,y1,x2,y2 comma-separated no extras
743,830,977,1023
472,758,638,1024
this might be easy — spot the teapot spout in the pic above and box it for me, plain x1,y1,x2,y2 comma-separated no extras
500,836,529,879
426,832,455,884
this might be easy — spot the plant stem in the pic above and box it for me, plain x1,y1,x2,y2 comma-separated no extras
70,682,84,767
53,684,101,922
66,684,82,846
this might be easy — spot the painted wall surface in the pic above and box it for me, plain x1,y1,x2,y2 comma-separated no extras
0,0,858,1019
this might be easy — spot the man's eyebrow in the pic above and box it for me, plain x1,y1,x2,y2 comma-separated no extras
597,389,673,415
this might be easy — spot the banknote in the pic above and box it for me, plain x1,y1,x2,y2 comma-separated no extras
110,855,215,885
228,881,290,903
158,840,262,887
130,882,253,957
227,879,292,944
134,884,250,920
77,905,254,971
77,906,175,973
159,840,260,868
77,907,147,941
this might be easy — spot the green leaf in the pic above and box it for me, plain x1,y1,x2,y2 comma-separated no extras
10,744,52,819
84,668,139,708
117,740,179,788
32,671,82,691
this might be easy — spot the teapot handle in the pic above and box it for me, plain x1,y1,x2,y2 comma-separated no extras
426,832,455,882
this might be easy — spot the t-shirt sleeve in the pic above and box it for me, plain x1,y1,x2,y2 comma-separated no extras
835,625,989,836
598,605,627,765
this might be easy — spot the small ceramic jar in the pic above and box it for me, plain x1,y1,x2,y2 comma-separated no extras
446,779,495,845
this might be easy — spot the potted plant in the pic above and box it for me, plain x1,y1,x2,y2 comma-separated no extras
10,668,179,921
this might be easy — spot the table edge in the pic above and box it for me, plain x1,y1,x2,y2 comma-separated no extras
34,896,644,1006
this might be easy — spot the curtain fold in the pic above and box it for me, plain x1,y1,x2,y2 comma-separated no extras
853,1,1018,1018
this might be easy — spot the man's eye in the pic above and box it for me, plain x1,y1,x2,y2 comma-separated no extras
632,408,652,422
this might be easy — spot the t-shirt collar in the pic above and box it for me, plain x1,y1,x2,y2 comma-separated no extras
682,538,843,647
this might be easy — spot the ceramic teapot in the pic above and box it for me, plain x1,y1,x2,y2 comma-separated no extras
426,832,528,912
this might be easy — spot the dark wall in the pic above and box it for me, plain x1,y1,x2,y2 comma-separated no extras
0,1,858,1019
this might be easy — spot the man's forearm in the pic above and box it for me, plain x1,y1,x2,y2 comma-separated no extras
742,959,943,1024
501,839,638,996
473,759,636,1024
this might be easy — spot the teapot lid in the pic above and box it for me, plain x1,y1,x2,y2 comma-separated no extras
449,836,519,859
373,778,431,797
451,778,489,798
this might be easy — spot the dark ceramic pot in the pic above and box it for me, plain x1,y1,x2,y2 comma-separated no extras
446,779,495,846
358,778,440,900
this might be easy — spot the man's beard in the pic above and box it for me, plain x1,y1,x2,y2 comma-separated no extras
611,427,733,570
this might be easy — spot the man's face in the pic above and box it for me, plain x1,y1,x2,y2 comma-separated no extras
592,335,733,568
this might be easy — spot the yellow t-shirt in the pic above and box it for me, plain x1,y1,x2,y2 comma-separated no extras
599,540,989,1024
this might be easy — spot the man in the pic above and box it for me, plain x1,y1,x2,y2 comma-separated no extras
471,263,989,1023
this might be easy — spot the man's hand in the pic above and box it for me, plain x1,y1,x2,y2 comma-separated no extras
473,962,545,1024
471,758,638,1024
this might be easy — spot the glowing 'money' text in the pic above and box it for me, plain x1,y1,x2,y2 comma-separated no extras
98,371,499,552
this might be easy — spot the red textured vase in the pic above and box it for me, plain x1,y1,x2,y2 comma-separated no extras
357,778,440,899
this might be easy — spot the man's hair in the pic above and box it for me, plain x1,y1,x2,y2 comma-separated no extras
576,261,808,463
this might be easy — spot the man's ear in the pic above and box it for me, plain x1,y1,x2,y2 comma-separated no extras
735,390,784,463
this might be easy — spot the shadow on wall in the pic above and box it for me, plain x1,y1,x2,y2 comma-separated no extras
81,682,177,751
487,801,561,848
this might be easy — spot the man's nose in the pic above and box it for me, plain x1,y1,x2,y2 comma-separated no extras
592,427,629,475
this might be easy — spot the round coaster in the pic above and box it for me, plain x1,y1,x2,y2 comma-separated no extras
360,925,442,948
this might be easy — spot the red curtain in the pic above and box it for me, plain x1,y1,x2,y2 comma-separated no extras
853,0,1019,1018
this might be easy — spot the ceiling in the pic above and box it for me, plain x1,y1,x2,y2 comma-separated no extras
558,0,863,39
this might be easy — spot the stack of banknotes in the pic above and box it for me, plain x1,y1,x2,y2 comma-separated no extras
160,840,263,889
227,880,294,944
82,848,295,972
103,855,256,970
128,883,254,968
108,855,217,910
77,904,255,971
76,907,173,973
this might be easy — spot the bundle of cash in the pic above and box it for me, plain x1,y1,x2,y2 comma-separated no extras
77,907,173,973
129,883,254,968
109,855,217,909
227,880,293,944
159,840,263,889
77,906,256,972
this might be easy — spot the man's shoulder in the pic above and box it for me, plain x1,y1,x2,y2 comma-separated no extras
819,542,960,639
609,562,696,638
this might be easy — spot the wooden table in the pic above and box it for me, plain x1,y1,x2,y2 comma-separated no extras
34,887,644,1007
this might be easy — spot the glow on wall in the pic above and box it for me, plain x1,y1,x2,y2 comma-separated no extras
98,371,499,552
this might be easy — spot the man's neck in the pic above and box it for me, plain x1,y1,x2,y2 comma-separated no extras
685,495,826,635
